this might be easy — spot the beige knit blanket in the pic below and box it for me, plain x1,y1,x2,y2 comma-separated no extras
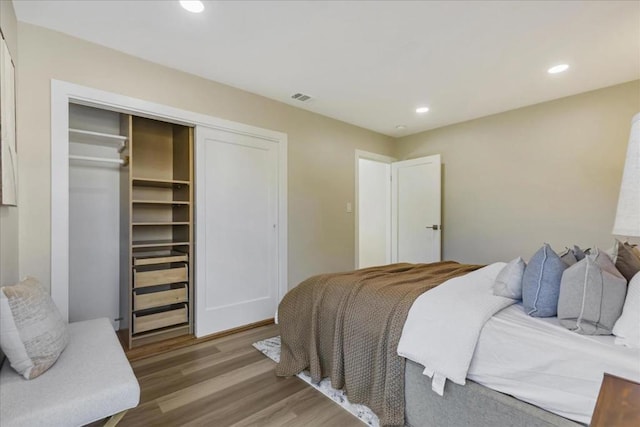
275,261,482,426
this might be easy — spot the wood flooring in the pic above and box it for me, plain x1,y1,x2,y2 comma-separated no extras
117,324,363,427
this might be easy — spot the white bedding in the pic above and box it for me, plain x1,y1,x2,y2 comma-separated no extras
398,263,516,394
468,303,640,425
398,262,640,425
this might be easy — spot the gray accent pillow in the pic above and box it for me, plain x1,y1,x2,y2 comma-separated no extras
615,240,640,282
0,277,69,379
492,257,526,300
558,250,627,335
573,245,590,261
522,244,568,317
559,249,578,266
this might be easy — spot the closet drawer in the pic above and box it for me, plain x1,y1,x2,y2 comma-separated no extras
134,265,187,288
133,306,188,334
134,287,188,311
133,253,188,266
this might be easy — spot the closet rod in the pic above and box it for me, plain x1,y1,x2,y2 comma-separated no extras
69,155,128,166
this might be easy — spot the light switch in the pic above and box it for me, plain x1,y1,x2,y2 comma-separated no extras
346,202,352,213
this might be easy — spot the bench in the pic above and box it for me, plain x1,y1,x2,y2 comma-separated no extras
0,318,140,427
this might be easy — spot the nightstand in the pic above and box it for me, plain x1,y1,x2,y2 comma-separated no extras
591,373,640,427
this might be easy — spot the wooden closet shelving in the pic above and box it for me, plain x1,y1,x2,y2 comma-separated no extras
132,222,190,226
122,116,194,349
132,177,190,187
132,200,190,205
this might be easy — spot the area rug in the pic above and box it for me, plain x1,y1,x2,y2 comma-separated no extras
253,336,379,426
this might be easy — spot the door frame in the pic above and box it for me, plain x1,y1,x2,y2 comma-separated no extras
354,150,396,269
51,80,288,323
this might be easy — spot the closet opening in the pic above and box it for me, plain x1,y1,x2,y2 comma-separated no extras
68,104,194,349
52,81,288,350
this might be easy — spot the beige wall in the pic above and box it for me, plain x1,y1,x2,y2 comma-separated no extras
13,20,640,292
394,80,640,264
0,0,19,285
16,23,394,292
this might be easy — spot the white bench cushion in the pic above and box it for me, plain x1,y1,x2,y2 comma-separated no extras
0,318,140,427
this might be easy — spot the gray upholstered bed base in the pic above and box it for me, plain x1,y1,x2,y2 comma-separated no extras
404,360,584,427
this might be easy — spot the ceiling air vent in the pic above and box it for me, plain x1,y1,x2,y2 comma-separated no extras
291,92,312,102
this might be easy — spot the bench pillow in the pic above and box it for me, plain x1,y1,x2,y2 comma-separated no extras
522,244,568,317
0,277,69,379
558,250,627,335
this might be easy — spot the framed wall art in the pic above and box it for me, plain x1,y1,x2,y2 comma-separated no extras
0,30,17,206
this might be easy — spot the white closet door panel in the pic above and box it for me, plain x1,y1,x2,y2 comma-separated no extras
197,128,279,336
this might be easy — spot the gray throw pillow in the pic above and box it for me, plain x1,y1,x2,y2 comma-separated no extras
522,244,568,317
558,250,627,335
492,257,526,300
573,245,590,261
559,249,578,266
0,277,69,379
615,240,640,282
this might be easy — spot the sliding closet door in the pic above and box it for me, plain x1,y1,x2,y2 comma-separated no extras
196,127,279,337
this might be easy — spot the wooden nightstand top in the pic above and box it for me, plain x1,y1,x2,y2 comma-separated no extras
591,373,640,427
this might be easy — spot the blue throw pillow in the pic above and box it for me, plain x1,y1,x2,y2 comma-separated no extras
522,244,568,317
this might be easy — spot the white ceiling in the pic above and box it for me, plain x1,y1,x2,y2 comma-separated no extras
12,0,640,137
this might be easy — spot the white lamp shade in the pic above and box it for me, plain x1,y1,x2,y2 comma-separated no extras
613,112,640,237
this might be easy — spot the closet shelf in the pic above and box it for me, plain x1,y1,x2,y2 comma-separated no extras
132,200,190,206
132,239,190,249
69,155,128,166
132,178,190,188
132,222,190,226
69,128,128,152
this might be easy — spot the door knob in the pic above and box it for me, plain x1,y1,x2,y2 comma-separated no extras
426,225,439,230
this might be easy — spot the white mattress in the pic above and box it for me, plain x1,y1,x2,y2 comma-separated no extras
467,303,640,425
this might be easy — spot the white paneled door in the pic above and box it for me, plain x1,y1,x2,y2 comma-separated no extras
391,155,442,263
196,127,280,337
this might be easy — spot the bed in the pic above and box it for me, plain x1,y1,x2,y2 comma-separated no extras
276,261,640,427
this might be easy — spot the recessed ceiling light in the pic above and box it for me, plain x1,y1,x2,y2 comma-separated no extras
415,107,430,114
548,64,569,74
396,125,407,130
180,0,205,13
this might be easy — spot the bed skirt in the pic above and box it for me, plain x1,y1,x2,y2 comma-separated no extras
404,360,583,427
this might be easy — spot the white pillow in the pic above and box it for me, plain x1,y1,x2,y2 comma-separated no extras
0,277,69,379
612,272,640,348
492,257,526,300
